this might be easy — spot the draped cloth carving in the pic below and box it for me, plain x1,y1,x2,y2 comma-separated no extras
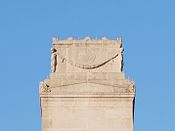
51,48,57,72
58,52,119,69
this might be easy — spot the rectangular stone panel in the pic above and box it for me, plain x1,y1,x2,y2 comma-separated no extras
41,97,134,131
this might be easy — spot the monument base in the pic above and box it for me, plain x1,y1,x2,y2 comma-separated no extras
41,96,134,131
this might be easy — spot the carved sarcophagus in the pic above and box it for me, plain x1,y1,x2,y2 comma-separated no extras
40,36,135,131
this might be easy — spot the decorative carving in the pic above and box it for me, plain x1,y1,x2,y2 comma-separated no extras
84,36,92,41
67,37,73,40
128,81,135,93
118,48,124,72
101,36,108,40
52,37,122,48
52,37,57,42
58,52,119,69
40,81,51,93
51,48,57,72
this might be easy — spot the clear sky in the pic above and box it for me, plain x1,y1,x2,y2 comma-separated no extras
0,0,175,131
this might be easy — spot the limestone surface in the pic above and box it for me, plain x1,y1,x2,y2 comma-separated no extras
40,37,135,131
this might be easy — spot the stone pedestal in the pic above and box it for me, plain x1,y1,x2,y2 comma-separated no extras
40,37,135,131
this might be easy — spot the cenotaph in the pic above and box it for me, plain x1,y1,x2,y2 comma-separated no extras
40,36,135,131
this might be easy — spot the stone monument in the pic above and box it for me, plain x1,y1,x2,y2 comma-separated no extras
40,36,135,131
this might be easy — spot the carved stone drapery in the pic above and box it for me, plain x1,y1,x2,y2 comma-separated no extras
51,48,57,72
56,48,124,71
57,53,119,69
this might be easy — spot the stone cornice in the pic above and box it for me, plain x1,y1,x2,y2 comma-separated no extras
40,94,135,98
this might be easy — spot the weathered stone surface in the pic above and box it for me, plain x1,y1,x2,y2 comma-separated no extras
40,37,135,131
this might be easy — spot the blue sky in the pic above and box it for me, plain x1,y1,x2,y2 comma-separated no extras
0,0,175,131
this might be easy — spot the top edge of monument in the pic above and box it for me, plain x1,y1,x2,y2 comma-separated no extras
52,36,122,46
